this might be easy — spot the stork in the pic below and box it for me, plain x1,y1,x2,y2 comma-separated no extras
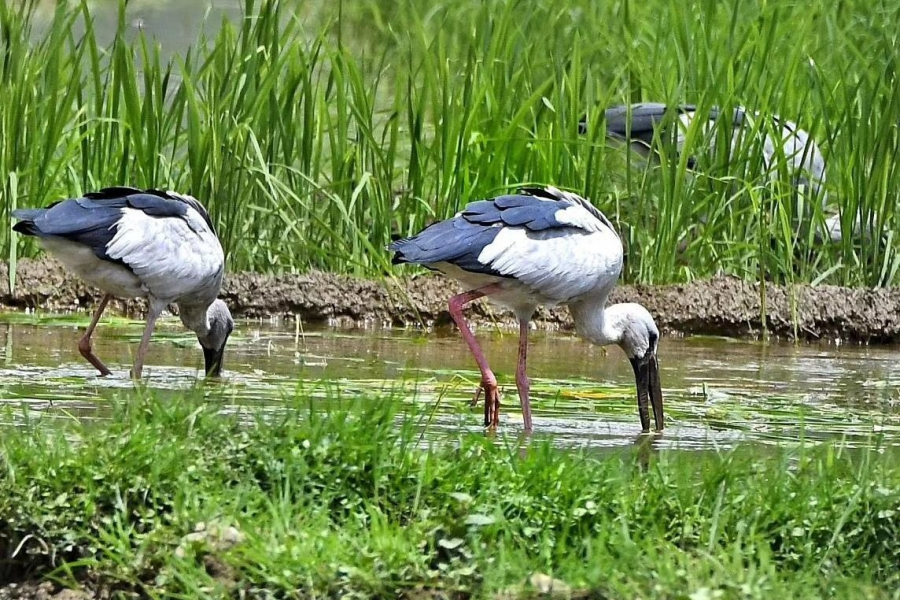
580,103,842,242
389,186,664,434
12,186,234,379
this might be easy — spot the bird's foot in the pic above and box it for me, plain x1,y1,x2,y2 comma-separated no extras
482,382,501,429
79,340,112,377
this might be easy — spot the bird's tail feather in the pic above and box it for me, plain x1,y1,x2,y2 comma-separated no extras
11,208,44,221
10,208,45,237
387,238,412,264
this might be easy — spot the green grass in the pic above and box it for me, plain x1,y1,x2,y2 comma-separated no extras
0,392,898,598
2,0,900,287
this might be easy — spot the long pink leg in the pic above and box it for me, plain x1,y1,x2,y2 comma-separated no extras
448,284,503,428
515,318,533,432
130,302,165,381
78,294,113,377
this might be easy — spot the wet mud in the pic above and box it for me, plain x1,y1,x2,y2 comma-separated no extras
2,258,899,343
0,582,97,600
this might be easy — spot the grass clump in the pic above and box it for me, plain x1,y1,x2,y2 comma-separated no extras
0,392,897,598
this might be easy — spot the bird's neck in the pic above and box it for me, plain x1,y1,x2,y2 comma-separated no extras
568,295,621,347
177,302,210,337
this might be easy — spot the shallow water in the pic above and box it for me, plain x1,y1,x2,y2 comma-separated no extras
0,312,897,451
30,0,344,61
31,0,246,57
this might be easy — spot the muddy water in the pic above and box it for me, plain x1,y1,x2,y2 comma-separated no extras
0,313,897,451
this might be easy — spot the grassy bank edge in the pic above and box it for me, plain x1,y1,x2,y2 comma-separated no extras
0,390,898,598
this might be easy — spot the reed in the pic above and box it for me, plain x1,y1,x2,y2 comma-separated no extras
1,0,898,287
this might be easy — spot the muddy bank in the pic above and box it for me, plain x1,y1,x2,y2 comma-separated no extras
0,582,98,600
2,258,900,343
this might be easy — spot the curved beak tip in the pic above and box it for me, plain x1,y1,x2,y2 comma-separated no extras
203,346,226,377
649,353,664,433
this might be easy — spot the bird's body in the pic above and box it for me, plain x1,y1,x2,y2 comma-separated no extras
594,103,826,190
12,187,233,378
390,186,663,433
583,103,842,242
402,189,623,317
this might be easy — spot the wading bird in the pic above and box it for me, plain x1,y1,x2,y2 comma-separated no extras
12,187,234,379
580,103,842,242
389,186,664,434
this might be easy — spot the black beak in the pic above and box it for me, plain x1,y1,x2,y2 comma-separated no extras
203,344,226,377
629,351,664,433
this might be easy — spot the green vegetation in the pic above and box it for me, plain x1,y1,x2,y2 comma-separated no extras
1,0,899,286
0,393,897,598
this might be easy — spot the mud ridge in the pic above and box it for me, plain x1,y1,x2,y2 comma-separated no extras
0,581,98,600
2,258,899,343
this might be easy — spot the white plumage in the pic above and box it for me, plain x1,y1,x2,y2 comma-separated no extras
105,205,225,303
464,224,622,315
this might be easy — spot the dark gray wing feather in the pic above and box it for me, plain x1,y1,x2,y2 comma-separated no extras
603,103,698,143
83,186,215,234
515,187,618,236
459,200,503,224
146,189,217,235
388,218,505,276
12,198,126,262
601,103,750,139
463,194,568,231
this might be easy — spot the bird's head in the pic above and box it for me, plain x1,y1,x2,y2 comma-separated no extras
609,303,664,433
197,299,234,377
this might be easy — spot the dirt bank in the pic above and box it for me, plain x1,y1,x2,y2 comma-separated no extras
2,258,900,343
0,581,97,600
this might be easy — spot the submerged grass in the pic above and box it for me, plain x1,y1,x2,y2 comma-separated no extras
1,0,900,287
0,393,898,598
